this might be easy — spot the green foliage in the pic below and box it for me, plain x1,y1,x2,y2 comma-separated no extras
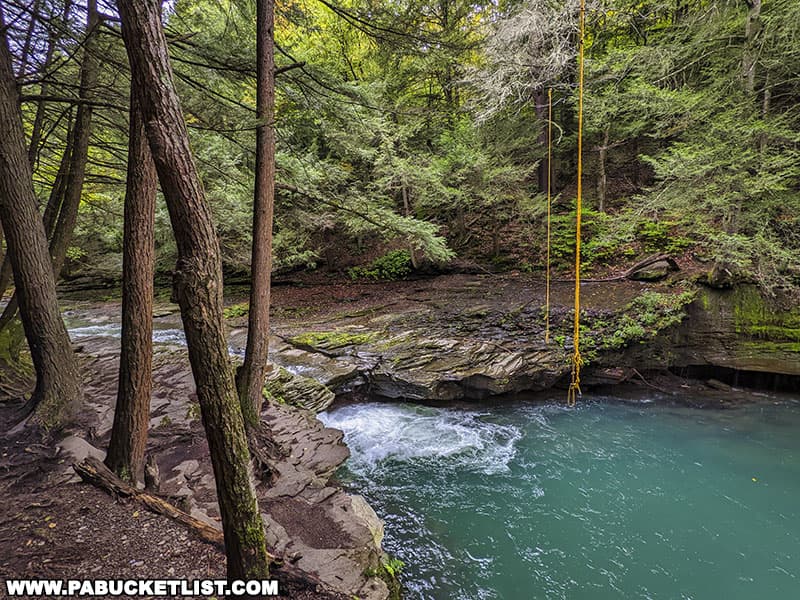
10,0,800,296
601,290,696,351
348,250,413,281
381,556,404,579
223,302,249,319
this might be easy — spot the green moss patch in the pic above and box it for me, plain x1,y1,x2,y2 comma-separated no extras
290,329,377,350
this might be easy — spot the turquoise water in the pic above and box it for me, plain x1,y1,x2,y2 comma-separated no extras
320,398,800,599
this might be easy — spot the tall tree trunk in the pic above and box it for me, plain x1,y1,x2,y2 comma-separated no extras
236,0,276,427
401,179,419,269
27,0,74,168
534,90,548,193
105,95,156,485
15,0,41,79
0,13,82,429
115,0,270,579
597,127,609,213
48,0,99,278
742,0,762,95
0,0,98,331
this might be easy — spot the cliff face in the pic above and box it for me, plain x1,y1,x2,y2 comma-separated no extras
673,286,800,377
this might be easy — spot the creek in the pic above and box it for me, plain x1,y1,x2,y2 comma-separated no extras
320,398,800,599
63,309,800,598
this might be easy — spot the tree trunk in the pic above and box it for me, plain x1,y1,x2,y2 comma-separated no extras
0,0,99,331
0,14,82,429
401,180,419,269
236,0,276,428
27,0,74,168
15,0,41,79
597,127,609,213
115,0,270,580
742,0,762,95
105,94,157,485
534,90,548,193
48,0,100,278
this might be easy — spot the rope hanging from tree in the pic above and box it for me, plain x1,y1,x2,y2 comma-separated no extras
545,88,553,344
567,0,586,407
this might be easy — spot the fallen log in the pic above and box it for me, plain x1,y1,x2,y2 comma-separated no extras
73,456,331,592
73,456,225,549
555,253,679,283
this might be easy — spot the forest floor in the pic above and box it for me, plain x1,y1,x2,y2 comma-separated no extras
0,342,352,599
0,271,782,599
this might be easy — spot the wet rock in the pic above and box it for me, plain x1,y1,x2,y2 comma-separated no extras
264,366,336,413
270,341,362,391
629,260,674,281
59,436,105,463
706,378,733,391
702,263,735,289
285,327,567,401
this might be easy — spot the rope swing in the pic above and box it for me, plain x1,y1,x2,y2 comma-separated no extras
567,0,586,407
544,88,553,345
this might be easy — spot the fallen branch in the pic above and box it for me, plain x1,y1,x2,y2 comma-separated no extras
73,456,226,549
73,456,329,590
555,253,679,283
632,368,672,395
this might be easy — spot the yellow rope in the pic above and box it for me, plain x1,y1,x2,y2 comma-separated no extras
545,88,552,344
568,0,586,407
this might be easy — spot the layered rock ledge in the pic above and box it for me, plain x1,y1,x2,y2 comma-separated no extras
58,333,392,600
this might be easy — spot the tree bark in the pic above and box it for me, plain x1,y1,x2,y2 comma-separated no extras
0,13,82,429
236,0,276,427
115,0,269,580
105,94,157,485
48,0,100,278
742,0,762,95
597,127,609,213
27,0,74,168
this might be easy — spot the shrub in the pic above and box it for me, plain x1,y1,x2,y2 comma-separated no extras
348,250,413,281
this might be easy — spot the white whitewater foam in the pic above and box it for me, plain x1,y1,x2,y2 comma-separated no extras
319,402,523,475
69,322,187,347
69,323,121,338
151,328,186,345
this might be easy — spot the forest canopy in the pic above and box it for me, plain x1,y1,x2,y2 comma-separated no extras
3,0,799,292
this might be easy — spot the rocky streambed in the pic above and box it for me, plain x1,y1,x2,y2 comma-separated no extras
56,331,392,599
48,273,799,598
219,276,799,412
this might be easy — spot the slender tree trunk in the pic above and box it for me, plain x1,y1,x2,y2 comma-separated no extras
0,0,98,331
115,0,269,579
742,0,761,95
48,0,99,278
15,0,41,79
27,0,74,168
0,14,82,429
236,0,276,427
534,90,548,193
105,95,156,485
401,179,418,269
597,127,609,213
